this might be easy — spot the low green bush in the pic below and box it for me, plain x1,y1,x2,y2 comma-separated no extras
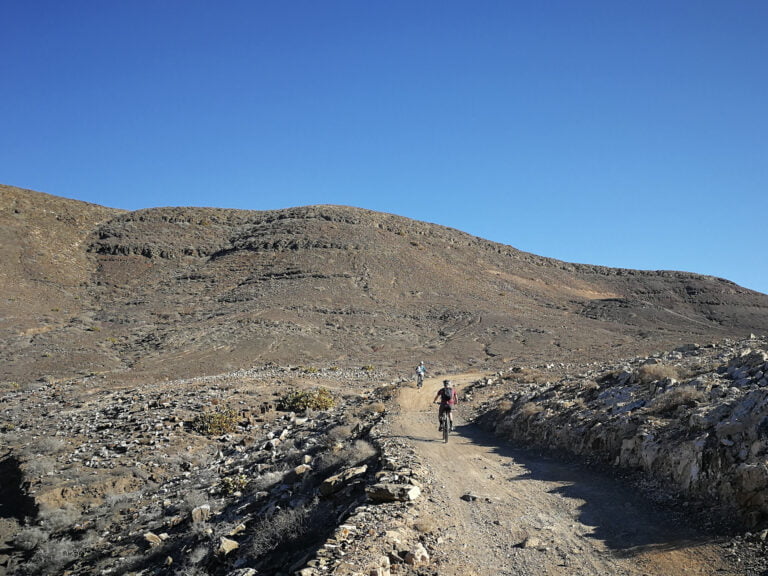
277,388,335,412
191,408,239,435
221,473,249,495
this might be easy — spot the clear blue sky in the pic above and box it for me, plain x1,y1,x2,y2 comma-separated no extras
2,1,767,295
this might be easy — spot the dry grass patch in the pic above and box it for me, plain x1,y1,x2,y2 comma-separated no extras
413,516,437,534
519,402,544,419
647,386,705,415
497,399,514,413
507,367,550,385
635,364,680,384
369,401,386,414
247,504,311,558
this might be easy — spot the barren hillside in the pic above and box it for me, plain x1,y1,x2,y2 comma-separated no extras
2,184,767,385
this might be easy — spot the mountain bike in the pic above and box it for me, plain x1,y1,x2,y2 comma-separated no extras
440,410,449,443
417,371,424,390
436,403,450,443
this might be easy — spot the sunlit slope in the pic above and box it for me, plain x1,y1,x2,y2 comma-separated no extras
3,185,767,382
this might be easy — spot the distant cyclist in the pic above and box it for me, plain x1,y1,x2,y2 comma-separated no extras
416,361,426,389
434,379,457,432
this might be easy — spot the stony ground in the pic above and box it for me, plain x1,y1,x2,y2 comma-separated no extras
2,360,768,575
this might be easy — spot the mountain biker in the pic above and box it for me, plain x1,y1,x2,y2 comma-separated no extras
416,361,426,389
434,379,457,432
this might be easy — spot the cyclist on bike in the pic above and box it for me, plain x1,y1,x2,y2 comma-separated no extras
434,379,457,432
416,361,426,389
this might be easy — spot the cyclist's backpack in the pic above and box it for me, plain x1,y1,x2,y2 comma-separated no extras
441,387,453,402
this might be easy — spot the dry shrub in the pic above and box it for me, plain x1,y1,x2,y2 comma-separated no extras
24,456,56,478
38,505,81,532
277,388,335,412
635,364,680,384
414,517,436,533
507,368,549,385
248,504,311,558
31,437,65,454
221,473,249,495
13,527,49,551
369,401,386,413
327,425,354,443
679,361,720,379
648,386,704,415
519,402,544,419
315,439,376,476
497,400,514,413
348,439,377,464
352,401,386,418
250,470,286,492
181,490,208,512
22,538,77,575
191,408,239,435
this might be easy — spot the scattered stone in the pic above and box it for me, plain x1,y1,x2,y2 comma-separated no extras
287,463,313,483
518,536,543,549
369,555,391,576
191,504,211,524
143,532,163,547
320,465,368,496
404,542,430,565
366,483,421,503
217,537,239,556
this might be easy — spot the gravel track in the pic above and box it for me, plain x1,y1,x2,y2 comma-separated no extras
393,375,739,576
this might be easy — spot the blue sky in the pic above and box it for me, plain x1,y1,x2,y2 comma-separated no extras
2,1,767,294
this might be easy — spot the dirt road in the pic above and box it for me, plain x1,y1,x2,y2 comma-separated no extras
393,375,739,576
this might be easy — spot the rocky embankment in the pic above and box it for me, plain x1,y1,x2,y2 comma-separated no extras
472,335,768,529
0,366,433,576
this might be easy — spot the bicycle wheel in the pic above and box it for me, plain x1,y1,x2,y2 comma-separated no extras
442,415,449,443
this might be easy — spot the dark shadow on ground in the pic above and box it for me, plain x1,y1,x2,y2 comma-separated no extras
406,422,729,555
0,453,38,522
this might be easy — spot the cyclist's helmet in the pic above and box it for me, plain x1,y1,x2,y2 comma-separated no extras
443,380,451,386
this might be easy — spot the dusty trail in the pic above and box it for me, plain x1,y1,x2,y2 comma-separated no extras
393,375,737,576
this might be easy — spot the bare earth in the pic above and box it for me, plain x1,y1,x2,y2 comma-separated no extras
393,375,738,576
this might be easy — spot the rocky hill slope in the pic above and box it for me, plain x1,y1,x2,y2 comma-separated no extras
3,184,768,385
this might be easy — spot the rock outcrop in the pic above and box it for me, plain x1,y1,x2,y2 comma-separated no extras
474,336,768,527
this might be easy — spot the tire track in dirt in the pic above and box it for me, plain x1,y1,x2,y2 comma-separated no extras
392,375,737,576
